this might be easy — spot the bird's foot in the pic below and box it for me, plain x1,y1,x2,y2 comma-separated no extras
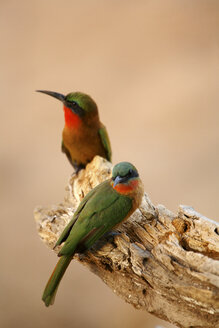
103,230,121,241
74,164,86,175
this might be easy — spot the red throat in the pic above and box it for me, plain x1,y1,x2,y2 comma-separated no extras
63,105,81,128
112,179,139,195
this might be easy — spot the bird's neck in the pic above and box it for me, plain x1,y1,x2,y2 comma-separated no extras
112,179,139,195
63,105,82,129
114,178,144,210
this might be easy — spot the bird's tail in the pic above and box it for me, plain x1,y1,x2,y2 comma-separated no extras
42,255,72,307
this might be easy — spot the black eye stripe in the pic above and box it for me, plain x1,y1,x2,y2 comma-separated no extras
112,169,138,181
66,100,78,108
124,169,138,178
64,100,84,117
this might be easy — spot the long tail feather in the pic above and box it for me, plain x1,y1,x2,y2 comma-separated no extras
42,255,72,307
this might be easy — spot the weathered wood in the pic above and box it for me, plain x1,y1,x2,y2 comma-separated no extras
34,156,219,328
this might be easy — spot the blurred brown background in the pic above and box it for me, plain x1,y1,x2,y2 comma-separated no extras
1,1,219,327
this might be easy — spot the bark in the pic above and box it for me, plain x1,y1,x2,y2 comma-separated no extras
34,156,219,328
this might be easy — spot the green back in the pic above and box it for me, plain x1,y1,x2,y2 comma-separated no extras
56,181,132,256
54,181,105,248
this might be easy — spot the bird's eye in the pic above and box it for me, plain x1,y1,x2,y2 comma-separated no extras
71,101,77,106
124,169,133,178
127,169,138,179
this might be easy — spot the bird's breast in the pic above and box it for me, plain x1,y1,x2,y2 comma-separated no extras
62,125,106,165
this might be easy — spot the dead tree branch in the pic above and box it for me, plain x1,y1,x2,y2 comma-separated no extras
34,156,219,328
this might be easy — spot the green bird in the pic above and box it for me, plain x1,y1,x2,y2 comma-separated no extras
42,162,144,306
36,90,112,172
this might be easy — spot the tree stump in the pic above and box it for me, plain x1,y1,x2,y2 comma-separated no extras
34,156,219,328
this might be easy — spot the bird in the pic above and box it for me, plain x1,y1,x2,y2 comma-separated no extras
42,161,144,306
36,90,112,172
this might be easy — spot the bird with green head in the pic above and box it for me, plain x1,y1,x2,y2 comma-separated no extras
42,161,144,306
37,90,112,172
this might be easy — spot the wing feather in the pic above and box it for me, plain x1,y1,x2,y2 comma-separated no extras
58,185,132,256
55,180,110,248
98,124,112,161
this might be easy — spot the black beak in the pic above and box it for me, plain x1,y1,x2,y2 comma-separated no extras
36,90,65,102
113,176,124,187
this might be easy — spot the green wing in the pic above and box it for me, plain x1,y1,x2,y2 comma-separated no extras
98,124,112,162
54,216,78,248
80,195,132,251
54,180,110,248
58,182,132,256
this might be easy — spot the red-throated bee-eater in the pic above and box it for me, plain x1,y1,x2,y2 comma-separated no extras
37,90,111,172
42,162,144,306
